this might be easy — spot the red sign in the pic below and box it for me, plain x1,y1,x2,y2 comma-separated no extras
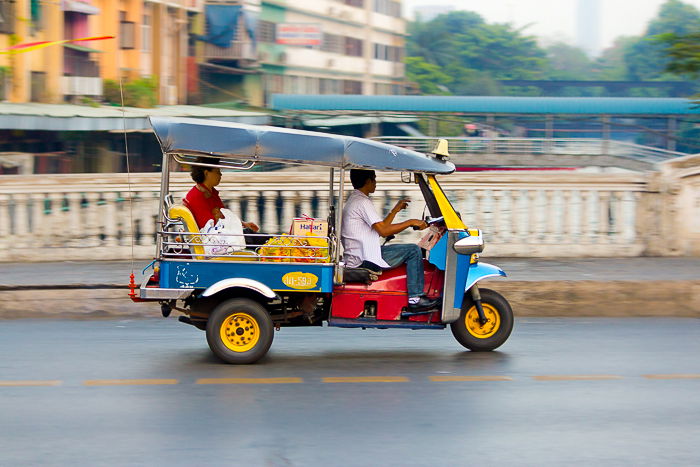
276,24,322,46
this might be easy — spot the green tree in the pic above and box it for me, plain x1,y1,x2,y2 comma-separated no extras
624,0,700,80
656,32,700,77
404,56,454,95
544,42,593,80
405,11,547,96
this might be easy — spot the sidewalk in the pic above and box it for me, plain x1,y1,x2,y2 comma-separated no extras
0,258,698,319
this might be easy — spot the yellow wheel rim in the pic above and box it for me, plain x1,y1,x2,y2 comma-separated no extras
465,303,501,339
219,312,260,352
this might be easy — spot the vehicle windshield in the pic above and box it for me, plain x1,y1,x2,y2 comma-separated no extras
416,174,441,218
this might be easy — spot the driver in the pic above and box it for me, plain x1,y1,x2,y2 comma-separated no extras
341,169,441,313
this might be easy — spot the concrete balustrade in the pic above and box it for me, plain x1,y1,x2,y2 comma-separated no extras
0,160,698,261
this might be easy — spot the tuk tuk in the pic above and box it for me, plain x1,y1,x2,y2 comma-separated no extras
131,116,513,364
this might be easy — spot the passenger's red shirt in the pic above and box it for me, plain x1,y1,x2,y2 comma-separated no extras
183,184,225,229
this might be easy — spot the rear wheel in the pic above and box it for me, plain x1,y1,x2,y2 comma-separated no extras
206,298,274,364
451,288,513,351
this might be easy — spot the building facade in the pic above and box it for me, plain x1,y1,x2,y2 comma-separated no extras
257,0,406,104
1,0,407,105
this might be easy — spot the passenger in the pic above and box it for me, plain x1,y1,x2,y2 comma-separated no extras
183,156,265,247
341,169,441,313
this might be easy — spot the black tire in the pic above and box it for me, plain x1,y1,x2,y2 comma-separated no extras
450,288,513,351
206,298,274,364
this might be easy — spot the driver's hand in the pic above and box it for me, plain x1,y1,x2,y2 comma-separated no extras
412,219,428,230
394,198,410,212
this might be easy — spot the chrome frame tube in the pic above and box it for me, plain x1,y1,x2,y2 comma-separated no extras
156,152,171,259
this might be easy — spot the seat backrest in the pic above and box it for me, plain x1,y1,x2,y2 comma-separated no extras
168,204,206,258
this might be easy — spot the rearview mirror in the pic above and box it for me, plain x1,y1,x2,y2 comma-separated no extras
401,172,412,183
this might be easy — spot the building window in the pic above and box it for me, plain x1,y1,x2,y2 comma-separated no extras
373,0,401,17
0,0,15,34
258,20,276,43
30,71,47,102
374,44,403,61
345,37,363,57
342,0,364,7
142,12,151,52
119,11,135,49
342,79,362,94
321,33,342,54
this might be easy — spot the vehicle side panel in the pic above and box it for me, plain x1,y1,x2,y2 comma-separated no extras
159,260,335,293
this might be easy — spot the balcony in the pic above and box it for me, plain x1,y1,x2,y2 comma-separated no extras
62,46,102,96
61,76,103,96
203,40,257,62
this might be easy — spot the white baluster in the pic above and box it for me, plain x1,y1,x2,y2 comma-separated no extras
263,190,278,233
545,190,557,243
103,192,118,247
527,190,538,241
299,192,313,219
281,191,296,233
492,190,504,242
0,194,9,253
67,192,83,246
580,190,593,244
623,192,638,243
30,193,47,247
12,194,30,248
473,190,484,231
598,191,611,243
83,192,102,247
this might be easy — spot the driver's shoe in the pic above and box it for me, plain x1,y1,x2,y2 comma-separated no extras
407,296,441,312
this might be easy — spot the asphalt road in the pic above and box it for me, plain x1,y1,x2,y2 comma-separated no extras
1,318,699,466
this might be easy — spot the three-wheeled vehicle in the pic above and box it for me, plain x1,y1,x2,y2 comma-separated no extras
131,117,513,364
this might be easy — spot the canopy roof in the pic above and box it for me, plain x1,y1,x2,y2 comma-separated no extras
150,117,455,174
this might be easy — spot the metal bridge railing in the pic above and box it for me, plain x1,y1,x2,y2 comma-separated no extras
373,137,687,164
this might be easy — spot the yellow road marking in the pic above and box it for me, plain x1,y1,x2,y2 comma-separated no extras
429,375,513,382
643,374,700,380
0,380,62,387
322,376,409,383
533,375,623,381
196,377,303,385
83,379,179,386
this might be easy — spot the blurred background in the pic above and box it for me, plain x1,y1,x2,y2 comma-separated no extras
0,0,699,261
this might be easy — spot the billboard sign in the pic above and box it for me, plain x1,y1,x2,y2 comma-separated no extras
276,23,322,46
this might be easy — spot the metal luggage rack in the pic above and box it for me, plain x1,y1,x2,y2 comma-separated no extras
157,220,335,263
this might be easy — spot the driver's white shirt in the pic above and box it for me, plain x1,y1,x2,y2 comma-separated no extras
341,190,390,269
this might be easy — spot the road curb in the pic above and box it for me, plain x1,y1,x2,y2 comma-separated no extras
0,280,698,319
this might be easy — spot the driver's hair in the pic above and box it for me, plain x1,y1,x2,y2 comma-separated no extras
190,156,220,184
350,169,376,189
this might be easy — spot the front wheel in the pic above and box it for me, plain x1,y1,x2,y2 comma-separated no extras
206,298,274,364
451,288,513,351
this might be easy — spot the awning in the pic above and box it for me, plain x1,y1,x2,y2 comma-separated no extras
61,0,100,15
63,43,102,53
0,103,270,131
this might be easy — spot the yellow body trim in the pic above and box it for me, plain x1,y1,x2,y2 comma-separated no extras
427,175,467,230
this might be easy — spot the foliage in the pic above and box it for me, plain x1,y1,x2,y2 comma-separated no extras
623,0,700,80
545,42,593,80
103,76,159,108
405,57,453,95
656,32,700,78
405,11,547,96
